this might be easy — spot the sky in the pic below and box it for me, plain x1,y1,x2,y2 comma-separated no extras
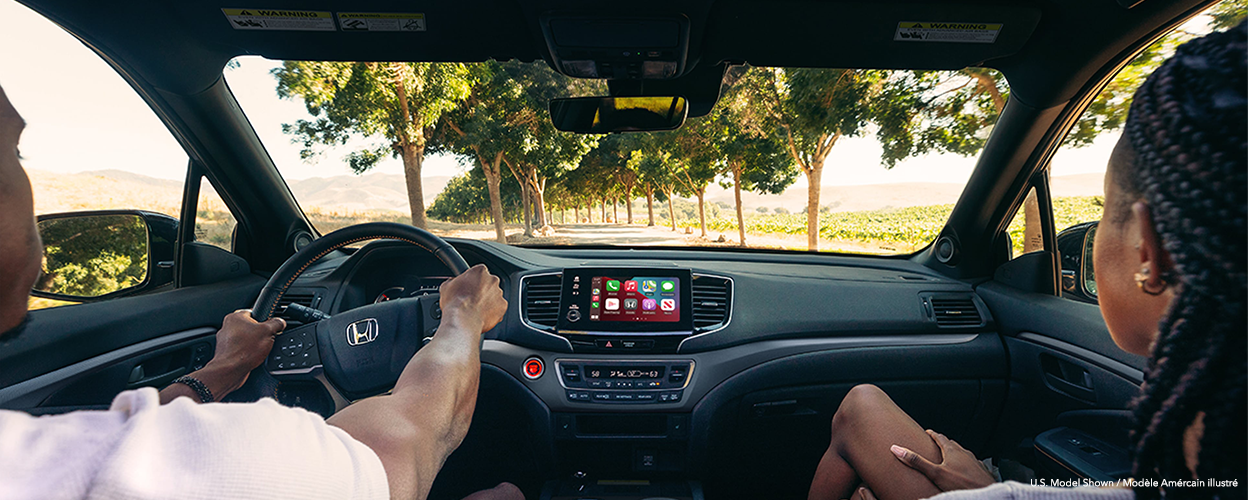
0,0,1123,189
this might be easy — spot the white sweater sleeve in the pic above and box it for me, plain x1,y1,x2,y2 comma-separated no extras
0,387,389,500
928,481,1135,500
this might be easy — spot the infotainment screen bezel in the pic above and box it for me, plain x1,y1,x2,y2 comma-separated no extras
556,267,694,335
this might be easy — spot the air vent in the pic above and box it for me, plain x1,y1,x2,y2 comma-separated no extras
278,292,317,311
523,274,562,329
928,295,983,327
692,275,732,331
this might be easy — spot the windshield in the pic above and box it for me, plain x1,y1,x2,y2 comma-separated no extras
227,60,1023,254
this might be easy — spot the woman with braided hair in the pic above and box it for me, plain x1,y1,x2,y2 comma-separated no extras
807,22,1246,500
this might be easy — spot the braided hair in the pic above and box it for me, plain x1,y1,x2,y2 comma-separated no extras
1111,22,1247,499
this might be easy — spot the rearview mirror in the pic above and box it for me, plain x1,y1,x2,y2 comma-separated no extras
33,210,178,302
549,96,687,133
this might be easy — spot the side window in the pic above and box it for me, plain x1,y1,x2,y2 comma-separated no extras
196,179,238,251
3,0,189,309
1045,4,1237,303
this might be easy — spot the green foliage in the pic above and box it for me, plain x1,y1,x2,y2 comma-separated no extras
667,196,1103,254
1209,0,1247,30
35,215,148,298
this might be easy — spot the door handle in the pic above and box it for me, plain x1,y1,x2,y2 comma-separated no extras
126,364,188,389
1041,354,1096,403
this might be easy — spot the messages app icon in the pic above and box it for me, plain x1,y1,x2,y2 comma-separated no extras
605,280,621,292
660,280,675,292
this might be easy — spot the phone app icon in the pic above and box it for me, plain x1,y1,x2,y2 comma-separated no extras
605,280,621,292
641,280,658,293
660,280,675,292
642,298,657,310
660,298,676,311
591,302,599,309
624,280,638,292
623,298,638,310
605,298,620,310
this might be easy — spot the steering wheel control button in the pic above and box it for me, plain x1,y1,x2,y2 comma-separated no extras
523,357,544,380
431,303,441,320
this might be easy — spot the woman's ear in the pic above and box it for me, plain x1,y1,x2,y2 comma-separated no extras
1132,201,1174,291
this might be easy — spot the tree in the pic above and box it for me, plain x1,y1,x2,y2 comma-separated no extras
667,117,721,238
274,61,474,229
709,67,800,246
734,66,1003,250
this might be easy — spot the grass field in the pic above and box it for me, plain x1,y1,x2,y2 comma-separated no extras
673,196,1104,254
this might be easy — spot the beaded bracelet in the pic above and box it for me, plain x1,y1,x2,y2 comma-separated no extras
171,375,214,403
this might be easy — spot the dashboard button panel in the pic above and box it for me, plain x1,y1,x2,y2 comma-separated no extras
556,359,692,404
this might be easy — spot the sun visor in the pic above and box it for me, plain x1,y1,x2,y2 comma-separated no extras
702,1,1041,70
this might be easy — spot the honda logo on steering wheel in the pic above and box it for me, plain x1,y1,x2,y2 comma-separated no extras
346,318,379,346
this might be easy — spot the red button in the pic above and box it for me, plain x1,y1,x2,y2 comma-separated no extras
523,357,544,379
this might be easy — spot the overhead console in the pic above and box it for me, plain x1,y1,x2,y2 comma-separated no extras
540,14,691,79
521,268,731,354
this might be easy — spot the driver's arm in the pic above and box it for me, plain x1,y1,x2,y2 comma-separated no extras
327,264,507,500
158,310,286,404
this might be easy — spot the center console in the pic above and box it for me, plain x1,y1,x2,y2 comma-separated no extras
524,267,717,499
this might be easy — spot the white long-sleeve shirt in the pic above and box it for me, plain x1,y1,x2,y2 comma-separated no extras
930,481,1134,500
0,387,388,500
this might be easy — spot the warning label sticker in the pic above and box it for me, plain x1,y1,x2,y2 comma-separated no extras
222,8,335,31
895,22,1002,43
337,12,426,32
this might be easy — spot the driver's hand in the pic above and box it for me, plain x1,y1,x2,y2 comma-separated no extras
890,429,996,492
438,265,507,335
212,309,286,377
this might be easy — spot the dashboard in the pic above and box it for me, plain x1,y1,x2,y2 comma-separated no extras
270,238,1005,496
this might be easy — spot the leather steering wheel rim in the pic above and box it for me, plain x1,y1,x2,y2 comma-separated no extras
224,222,469,402
252,222,470,322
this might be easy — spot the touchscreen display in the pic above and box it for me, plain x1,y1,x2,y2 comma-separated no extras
589,276,679,323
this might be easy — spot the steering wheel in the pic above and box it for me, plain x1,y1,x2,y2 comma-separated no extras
227,222,470,402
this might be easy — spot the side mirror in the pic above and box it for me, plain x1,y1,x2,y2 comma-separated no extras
33,210,178,303
1056,221,1097,304
549,96,687,133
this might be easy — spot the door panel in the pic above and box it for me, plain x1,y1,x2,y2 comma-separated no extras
0,275,263,390
976,280,1145,479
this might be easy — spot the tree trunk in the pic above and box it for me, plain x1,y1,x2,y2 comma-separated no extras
695,189,708,238
611,198,619,224
805,162,824,251
481,154,506,244
666,189,677,231
520,181,533,237
531,181,547,228
646,188,656,227
733,166,746,247
1023,189,1043,253
575,206,580,223
600,198,607,223
400,144,428,229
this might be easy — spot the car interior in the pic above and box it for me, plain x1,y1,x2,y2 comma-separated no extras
0,0,1220,498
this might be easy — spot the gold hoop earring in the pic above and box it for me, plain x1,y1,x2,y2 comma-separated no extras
1134,268,1169,296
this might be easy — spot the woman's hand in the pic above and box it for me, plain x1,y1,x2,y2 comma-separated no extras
890,429,996,492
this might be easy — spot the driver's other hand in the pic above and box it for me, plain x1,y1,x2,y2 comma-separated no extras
213,309,286,375
438,264,507,335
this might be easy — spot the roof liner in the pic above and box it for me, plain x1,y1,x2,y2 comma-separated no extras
21,0,1212,108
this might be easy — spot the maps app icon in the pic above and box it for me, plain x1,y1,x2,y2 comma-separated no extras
641,280,658,293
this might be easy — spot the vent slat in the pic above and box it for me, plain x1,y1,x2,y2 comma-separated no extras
929,296,983,327
691,276,731,330
522,274,562,329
